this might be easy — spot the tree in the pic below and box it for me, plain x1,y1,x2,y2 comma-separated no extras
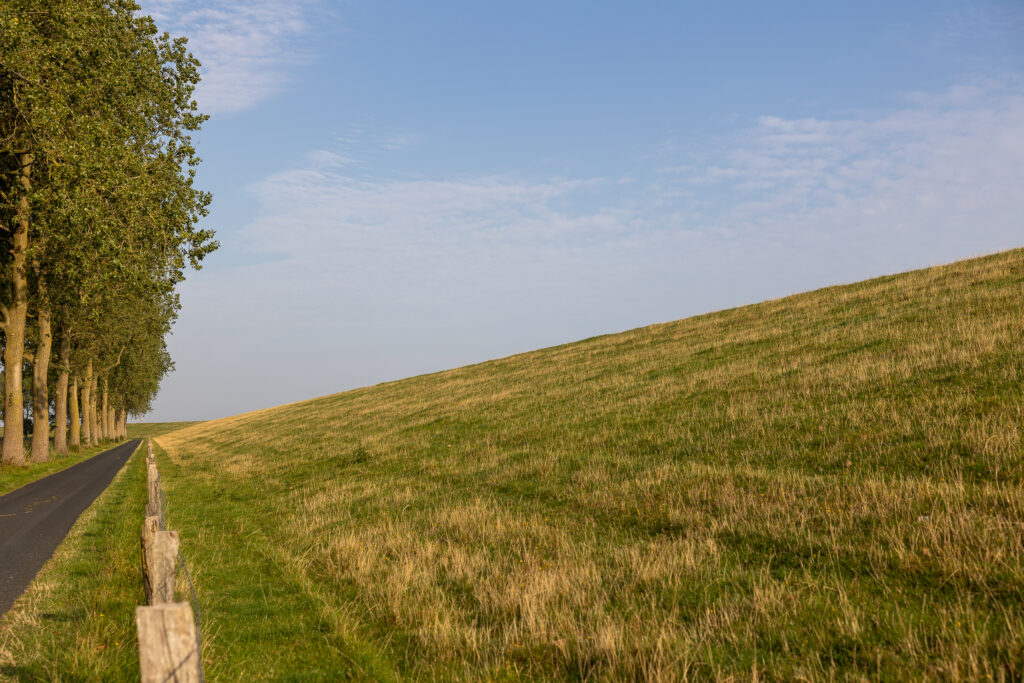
0,1,215,463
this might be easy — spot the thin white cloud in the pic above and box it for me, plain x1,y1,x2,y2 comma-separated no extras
140,0,315,115
942,3,1024,44
151,82,1024,420
238,81,1024,290
674,82,1024,256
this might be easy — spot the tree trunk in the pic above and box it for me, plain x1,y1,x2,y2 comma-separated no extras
100,379,108,441
69,375,80,448
54,333,70,455
1,153,31,466
89,374,98,445
29,306,52,463
87,384,94,444
81,361,92,445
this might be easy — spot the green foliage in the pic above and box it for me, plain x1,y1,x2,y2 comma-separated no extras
0,0,217,436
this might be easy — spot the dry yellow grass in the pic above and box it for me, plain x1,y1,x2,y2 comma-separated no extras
156,249,1024,680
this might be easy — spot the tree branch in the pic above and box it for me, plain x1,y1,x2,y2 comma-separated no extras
101,345,126,372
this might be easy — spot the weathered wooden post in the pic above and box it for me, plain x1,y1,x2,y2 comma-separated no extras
147,461,160,518
141,516,159,603
136,602,201,682
146,530,179,605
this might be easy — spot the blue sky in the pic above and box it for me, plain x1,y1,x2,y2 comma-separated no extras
141,0,1024,420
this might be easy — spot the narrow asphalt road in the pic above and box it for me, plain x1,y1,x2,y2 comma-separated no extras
0,440,140,617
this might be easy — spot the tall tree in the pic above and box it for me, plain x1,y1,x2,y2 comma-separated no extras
2,1,215,463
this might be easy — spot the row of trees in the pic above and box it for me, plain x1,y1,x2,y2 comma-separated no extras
0,0,215,465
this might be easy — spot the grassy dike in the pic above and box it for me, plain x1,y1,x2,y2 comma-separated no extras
154,249,1023,680
0,442,145,680
127,422,203,439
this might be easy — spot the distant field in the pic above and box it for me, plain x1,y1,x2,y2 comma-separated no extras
154,250,1023,680
126,422,202,438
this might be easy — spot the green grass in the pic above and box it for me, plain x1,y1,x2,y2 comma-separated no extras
0,441,130,498
127,421,202,439
154,249,1024,680
0,442,145,680
63,249,1024,679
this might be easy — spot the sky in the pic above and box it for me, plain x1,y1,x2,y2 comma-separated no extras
139,0,1024,421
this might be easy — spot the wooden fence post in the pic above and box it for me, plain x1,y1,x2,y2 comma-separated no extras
136,602,201,682
147,460,162,524
146,530,180,605
147,461,159,500
141,516,159,604
137,440,202,680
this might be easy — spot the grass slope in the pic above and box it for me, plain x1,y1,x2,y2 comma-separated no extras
156,249,1024,680
127,421,202,439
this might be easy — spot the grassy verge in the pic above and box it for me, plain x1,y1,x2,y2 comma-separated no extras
0,441,144,680
156,249,1024,679
152,440,396,681
0,441,130,498
127,422,202,439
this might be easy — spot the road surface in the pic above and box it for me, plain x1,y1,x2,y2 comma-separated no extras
0,440,140,617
